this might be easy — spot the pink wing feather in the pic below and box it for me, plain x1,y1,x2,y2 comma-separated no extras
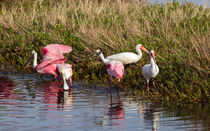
42,44,72,60
34,58,67,70
107,61,124,79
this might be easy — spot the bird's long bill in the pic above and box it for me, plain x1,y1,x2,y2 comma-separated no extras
140,46,149,54
24,54,34,67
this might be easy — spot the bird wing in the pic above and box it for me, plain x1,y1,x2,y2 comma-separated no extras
42,44,72,60
142,64,151,79
111,61,124,79
107,52,138,64
34,58,67,70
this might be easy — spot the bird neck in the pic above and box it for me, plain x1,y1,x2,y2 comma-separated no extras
150,56,156,70
62,74,69,90
99,53,110,65
33,52,38,69
136,48,142,58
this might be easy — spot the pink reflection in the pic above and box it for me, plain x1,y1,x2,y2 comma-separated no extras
0,76,17,100
107,90,125,126
40,81,73,110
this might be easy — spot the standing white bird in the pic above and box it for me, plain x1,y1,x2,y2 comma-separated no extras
56,64,73,90
96,44,149,65
142,50,159,92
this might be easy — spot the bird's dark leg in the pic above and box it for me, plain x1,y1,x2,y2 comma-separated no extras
109,76,113,87
147,80,150,93
117,79,121,88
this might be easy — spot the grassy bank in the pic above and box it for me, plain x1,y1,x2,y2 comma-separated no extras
0,0,209,103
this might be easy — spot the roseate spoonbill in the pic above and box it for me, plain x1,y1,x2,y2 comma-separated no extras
107,60,124,87
97,44,149,65
142,50,159,92
25,50,67,78
42,44,72,60
56,64,73,90
25,44,72,78
96,50,124,87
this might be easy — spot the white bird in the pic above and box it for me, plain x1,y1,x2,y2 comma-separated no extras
105,44,149,65
56,64,73,90
142,50,159,92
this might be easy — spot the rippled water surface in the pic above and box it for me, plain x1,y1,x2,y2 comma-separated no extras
0,73,209,131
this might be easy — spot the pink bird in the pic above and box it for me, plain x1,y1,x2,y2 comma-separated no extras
107,60,124,87
25,44,72,79
96,50,124,87
56,64,73,90
42,44,72,60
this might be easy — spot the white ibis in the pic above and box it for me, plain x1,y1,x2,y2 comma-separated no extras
142,50,159,92
105,44,149,65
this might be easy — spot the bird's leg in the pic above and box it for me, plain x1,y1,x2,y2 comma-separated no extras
69,87,72,94
152,78,157,90
53,73,58,81
109,76,113,87
147,80,150,93
117,79,121,88
69,77,72,88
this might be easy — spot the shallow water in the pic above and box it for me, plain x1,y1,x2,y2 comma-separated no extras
0,72,209,131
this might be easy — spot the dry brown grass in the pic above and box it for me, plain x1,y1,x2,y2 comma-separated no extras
0,0,209,75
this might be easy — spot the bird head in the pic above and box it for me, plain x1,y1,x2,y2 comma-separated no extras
95,50,102,56
150,50,156,63
137,44,149,54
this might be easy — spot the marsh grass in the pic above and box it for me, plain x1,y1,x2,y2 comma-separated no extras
0,0,209,102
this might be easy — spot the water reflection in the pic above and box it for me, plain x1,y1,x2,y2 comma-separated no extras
0,73,209,130
0,76,17,100
40,81,73,111
107,89,125,126
143,103,160,131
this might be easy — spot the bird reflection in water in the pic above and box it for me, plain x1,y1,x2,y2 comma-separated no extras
106,88,125,126
41,81,73,111
142,103,160,131
0,76,17,100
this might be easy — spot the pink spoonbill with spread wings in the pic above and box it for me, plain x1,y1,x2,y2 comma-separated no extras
142,50,159,92
25,44,72,79
96,50,124,87
96,44,149,65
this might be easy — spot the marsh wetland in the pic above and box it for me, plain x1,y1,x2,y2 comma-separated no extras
0,0,209,130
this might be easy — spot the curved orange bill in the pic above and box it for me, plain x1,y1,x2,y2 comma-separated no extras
140,46,149,54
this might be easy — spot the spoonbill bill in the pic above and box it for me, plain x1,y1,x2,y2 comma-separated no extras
99,44,149,65
142,50,159,92
96,50,124,87
56,64,73,90
25,44,72,78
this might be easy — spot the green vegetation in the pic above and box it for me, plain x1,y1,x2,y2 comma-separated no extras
0,0,209,103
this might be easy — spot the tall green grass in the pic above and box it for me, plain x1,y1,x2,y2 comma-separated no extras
0,0,209,102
